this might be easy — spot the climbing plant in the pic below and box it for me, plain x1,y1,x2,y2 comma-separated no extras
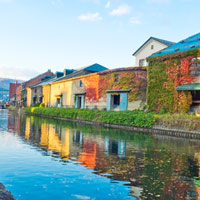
82,69,147,104
147,48,200,113
98,70,147,102
82,75,100,103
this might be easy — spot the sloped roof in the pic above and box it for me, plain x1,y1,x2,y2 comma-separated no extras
56,63,108,82
74,63,108,72
84,63,108,72
98,66,146,75
25,70,52,83
29,76,56,88
152,37,175,46
132,37,175,56
150,32,200,57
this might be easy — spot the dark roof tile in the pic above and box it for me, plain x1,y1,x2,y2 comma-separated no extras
150,32,200,57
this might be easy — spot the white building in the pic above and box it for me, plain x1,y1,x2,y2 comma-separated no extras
133,37,175,67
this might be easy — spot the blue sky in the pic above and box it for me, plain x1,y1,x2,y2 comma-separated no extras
0,0,199,80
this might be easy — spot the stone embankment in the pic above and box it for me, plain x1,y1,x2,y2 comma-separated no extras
0,183,15,200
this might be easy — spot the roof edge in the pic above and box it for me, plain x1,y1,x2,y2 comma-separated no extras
132,37,175,56
147,48,200,62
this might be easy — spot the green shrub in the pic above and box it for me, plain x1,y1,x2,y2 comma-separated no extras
25,107,31,113
39,103,45,108
25,107,155,128
32,103,40,107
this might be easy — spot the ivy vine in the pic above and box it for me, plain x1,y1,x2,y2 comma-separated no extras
147,49,200,113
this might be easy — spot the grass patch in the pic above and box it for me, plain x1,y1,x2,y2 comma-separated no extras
156,113,200,120
155,113,200,131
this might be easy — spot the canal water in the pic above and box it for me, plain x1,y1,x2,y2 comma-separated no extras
1,110,200,200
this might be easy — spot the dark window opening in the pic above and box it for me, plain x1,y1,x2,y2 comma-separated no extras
110,141,118,155
190,63,200,68
73,131,83,146
33,97,37,104
57,98,60,104
189,71,200,75
190,57,200,75
113,95,120,106
191,91,200,104
77,96,82,108
80,80,83,87
39,97,43,103
151,45,154,49
139,59,145,67
114,74,119,82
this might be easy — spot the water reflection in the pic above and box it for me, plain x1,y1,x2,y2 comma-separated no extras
6,110,200,199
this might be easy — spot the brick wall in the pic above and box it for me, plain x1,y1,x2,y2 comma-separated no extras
16,84,22,104
24,70,54,89
9,83,20,101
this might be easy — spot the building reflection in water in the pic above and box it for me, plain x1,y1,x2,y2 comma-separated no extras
78,143,97,168
105,137,126,158
73,130,83,146
7,111,200,200
25,117,30,140
16,115,128,173
40,123,70,159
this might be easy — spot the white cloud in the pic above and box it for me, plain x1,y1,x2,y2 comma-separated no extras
105,1,110,8
78,12,102,21
110,5,131,16
130,17,141,24
0,65,39,80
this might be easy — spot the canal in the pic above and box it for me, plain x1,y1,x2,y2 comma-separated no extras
0,109,200,199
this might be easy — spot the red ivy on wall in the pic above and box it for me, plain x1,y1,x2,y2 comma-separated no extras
147,48,200,113
82,75,100,103
162,56,196,113
98,71,147,102
82,70,147,104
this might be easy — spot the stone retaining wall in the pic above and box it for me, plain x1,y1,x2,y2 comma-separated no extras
26,113,200,139
0,183,15,200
